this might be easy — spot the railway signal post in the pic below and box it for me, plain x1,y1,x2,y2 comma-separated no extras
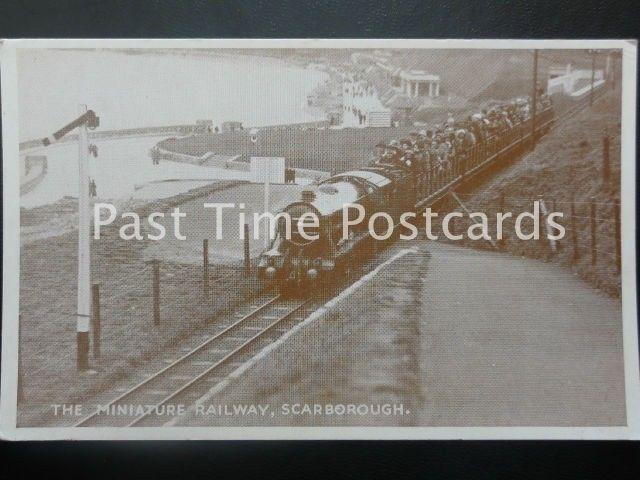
41,105,100,372
76,105,91,371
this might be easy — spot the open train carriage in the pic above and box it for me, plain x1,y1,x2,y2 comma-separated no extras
258,99,555,296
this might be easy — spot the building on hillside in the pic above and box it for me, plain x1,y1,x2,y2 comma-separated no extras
361,62,455,124
395,69,441,97
195,119,214,133
547,63,605,96
221,121,244,133
352,51,528,125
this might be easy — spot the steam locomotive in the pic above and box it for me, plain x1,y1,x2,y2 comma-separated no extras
258,99,555,294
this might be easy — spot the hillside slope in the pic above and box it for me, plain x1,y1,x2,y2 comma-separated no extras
444,88,622,295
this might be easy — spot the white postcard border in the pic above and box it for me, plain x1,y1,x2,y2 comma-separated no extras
1,38,638,440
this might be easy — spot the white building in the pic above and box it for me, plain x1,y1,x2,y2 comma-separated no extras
547,63,605,96
397,69,440,98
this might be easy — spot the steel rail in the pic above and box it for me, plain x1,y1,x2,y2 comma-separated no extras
126,299,310,427
73,294,282,427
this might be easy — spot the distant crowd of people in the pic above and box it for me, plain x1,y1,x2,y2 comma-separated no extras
372,93,552,174
343,79,383,126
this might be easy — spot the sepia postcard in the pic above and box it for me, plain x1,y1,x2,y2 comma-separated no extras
1,39,638,440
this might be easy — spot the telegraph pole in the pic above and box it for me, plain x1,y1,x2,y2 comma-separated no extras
590,49,597,106
610,52,618,88
76,104,91,371
531,49,539,149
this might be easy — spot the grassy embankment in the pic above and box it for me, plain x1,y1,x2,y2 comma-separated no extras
18,180,266,426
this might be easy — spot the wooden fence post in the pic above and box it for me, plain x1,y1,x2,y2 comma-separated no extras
92,283,101,359
602,132,610,186
590,198,597,267
538,195,547,256
539,197,556,255
450,213,458,240
614,198,621,274
152,260,160,325
571,198,579,263
77,330,90,371
244,223,251,276
203,239,209,294
498,192,506,248
550,198,560,251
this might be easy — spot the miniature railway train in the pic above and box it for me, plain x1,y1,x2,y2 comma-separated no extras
258,97,556,294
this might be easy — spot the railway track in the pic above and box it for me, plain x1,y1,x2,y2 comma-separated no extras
74,294,312,427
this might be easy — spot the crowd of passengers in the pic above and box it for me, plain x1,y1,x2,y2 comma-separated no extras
372,94,552,174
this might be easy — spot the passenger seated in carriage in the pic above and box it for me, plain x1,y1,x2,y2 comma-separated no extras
382,142,403,166
369,93,540,178
373,142,387,163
